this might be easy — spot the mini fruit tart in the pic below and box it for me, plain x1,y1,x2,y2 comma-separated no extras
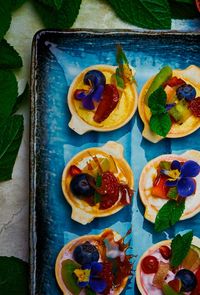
62,141,134,225
68,46,138,134
136,232,200,295
55,229,132,295
138,65,200,143
139,150,200,232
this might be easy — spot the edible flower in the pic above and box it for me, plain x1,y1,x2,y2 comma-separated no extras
74,70,106,110
74,261,106,293
161,160,200,197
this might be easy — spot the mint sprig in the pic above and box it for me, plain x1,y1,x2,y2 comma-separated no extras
170,231,193,268
148,86,172,137
38,0,63,10
155,200,185,232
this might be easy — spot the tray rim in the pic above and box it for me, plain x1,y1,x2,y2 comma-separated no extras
30,29,200,295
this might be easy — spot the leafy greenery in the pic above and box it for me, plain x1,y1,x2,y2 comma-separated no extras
0,1,12,41
167,187,178,199
0,256,28,294
12,83,29,114
107,0,171,29
169,0,199,19
170,231,193,267
11,0,27,11
0,39,23,69
38,0,63,9
155,200,185,232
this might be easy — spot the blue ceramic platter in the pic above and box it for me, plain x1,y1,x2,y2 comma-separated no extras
30,30,200,295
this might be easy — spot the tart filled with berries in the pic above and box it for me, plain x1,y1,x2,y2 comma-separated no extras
62,141,134,225
139,150,200,232
138,65,200,143
55,229,132,295
68,46,138,134
136,232,200,295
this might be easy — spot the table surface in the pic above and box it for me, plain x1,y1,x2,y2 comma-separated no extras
0,0,199,264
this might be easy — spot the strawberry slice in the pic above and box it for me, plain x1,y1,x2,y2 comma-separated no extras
93,84,119,123
152,173,169,199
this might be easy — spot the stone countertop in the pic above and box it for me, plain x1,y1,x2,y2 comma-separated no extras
0,0,199,263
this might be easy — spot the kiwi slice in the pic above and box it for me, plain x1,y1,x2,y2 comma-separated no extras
145,66,172,104
169,100,191,123
61,259,81,295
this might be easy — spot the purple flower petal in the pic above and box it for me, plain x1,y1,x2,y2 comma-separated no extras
177,177,196,197
91,262,103,275
166,103,176,111
91,85,104,102
181,160,200,177
171,160,181,171
82,264,91,270
74,89,92,100
82,96,95,110
78,281,88,288
166,179,178,187
89,278,107,293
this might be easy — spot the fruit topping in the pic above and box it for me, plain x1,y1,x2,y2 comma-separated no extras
169,99,192,123
189,97,200,117
141,255,159,274
93,84,119,123
168,278,182,293
163,76,185,88
191,267,200,295
99,261,114,294
175,269,197,292
70,173,95,198
69,165,82,176
163,284,180,295
73,242,99,265
152,174,169,199
145,65,172,104
152,262,170,288
176,84,196,101
84,70,106,89
182,245,200,272
159,245,171,260
61,259,81,295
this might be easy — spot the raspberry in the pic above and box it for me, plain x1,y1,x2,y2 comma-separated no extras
100,262,114,294
98,172,119,209
163,76,185,88
189,97,200,117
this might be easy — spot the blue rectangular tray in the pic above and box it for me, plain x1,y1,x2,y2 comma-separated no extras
30,30,200,295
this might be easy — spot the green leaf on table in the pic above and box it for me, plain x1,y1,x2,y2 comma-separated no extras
0,115,24,182
0,39,22,69
170,231,193,267
0,69,18,120
106,0,171,29
0,256,28,294
169,0,199,19
155,199,185,232
33,0,81,28
150,113,172,137
12,83,29,114
38,0,63,9
11,0,27,10
0,1,12,41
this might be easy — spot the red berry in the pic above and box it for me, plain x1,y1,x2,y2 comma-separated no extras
98,172,119,209
141,255,159,274
189,97,200,117
152,173,169,199
93,84,119,123
69,165,82,176
159,245,171,260
163,76,185,88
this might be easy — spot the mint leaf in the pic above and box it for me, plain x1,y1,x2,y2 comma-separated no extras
167,187,178,199
0,1,11,40
38,0,63,9
148,86,167,114
11,0,27,10
12,83,29,114
170,231,193,267
94,192,101,204
0,256,28,294
0,39,22,69
107,0,171,29
0,69,18,120
169,0,199,19
33,0,81,28
155,200,185,232
96,174,102,187
0,115,24,182
150,113,172,137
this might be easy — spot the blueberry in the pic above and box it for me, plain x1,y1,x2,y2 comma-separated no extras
176,84,196,101
73,241,99,265
70,173,95,198
84,70,106,88
175,269,197,292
